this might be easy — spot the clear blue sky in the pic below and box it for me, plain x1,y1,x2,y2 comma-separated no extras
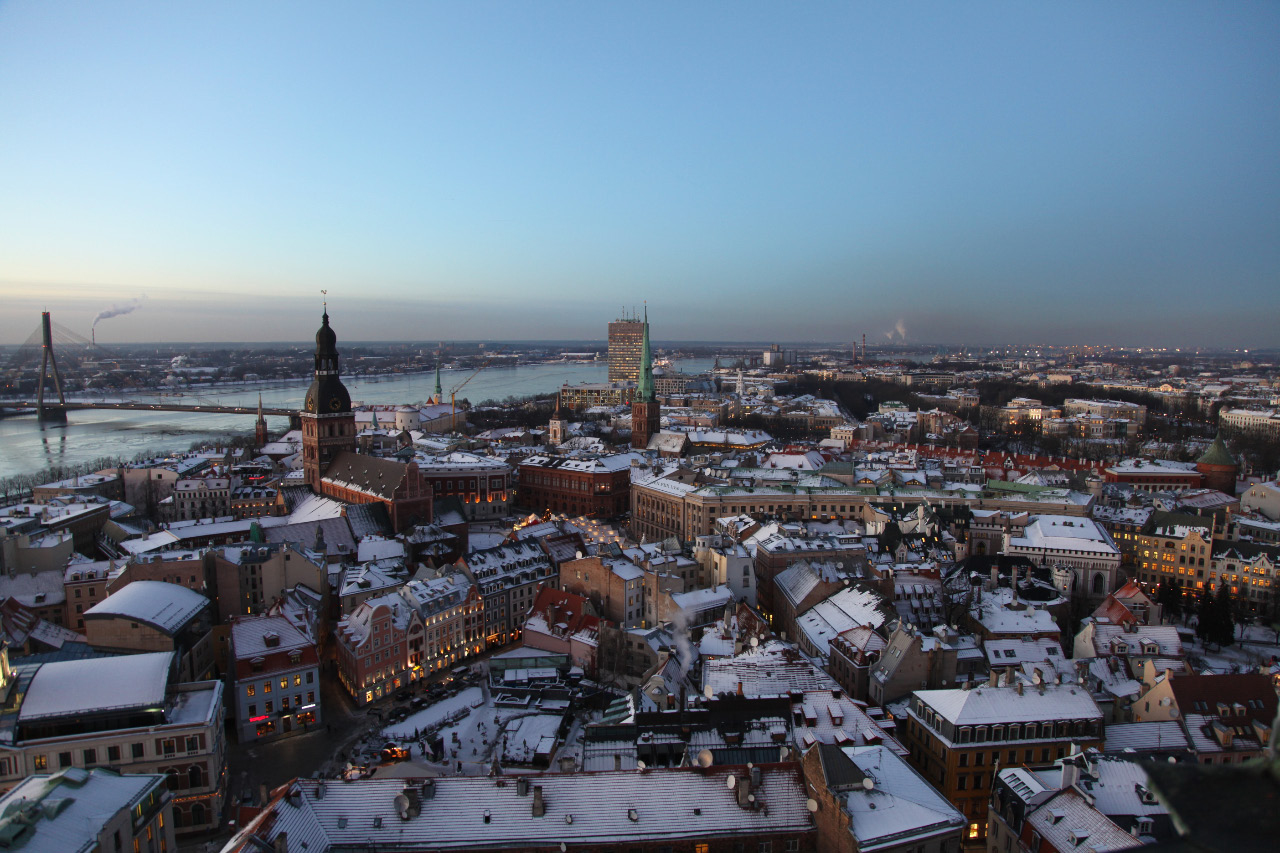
1,2,1277,347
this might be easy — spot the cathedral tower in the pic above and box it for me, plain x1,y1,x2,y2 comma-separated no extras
301,307,356,490
630,308,661,450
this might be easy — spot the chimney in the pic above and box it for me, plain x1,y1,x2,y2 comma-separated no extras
532,785,545,817
989,670,999,688
737,681,744,697
990,563,999,590
1011,565,1019,604
614,754,622,771
1060,754,1082,790
517,777,529,796
1016,681,1024,696
273,833,288,853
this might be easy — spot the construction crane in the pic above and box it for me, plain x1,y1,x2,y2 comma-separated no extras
448,348,506,419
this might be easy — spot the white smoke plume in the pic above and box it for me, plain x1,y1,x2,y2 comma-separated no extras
884,319,908,341
92,296,146,328
672,608,696,677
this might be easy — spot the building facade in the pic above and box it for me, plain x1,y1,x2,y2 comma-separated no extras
607,315,645,383
228,614,321,741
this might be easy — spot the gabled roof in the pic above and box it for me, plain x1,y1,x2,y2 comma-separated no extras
322,451,418,500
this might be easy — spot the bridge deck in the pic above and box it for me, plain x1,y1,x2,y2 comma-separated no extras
7,401,296,416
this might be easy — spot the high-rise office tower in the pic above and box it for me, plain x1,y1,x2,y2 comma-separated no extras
608,312,645,383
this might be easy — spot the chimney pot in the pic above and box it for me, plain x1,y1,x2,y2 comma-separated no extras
532,785,545,817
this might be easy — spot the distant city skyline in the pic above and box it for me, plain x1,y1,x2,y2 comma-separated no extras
1,2,1277,347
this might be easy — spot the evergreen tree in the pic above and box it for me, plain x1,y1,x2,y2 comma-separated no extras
1156,579,1183,622
1194,586,1216,647
1212,583,1236,648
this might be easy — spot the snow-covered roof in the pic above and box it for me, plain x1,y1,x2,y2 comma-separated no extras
839,745,965,847
231,766,812,852
83,580,208,634
702,641,837,697
20,652,173,721
913,683,1103,729
0,768,162,853
1007,516,1119,556
796,587,887,657
231,615,313,659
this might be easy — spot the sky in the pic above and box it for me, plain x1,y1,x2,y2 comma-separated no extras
1,2,1277,348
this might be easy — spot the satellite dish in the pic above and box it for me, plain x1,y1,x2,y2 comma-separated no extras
806,798,819,813
727,774,737,790
862,777,874,791
636,760,646,771
575,550,583,560
697,750,713,768
704,684,714,699
750,637,759,648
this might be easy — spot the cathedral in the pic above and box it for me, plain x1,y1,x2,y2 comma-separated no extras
300,307,433,533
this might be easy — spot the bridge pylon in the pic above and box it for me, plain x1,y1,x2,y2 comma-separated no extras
36,312,67,422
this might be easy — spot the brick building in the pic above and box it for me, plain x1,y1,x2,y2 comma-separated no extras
902,683,1104,843
334,574,483,705
517,453,641,519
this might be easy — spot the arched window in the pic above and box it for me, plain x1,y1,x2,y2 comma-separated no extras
1092,573,1105,595
191,803,206,826
188,764,203,789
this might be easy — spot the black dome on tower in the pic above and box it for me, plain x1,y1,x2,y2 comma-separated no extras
303,310,352,415
315,311,338,353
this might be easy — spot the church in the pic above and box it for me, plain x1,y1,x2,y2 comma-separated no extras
300,307,433,532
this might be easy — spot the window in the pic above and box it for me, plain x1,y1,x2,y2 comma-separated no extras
108,745,121,762
294,674,302,686
246,684,255,697
186,736,200,753
132,743,145,759
266,701,274,713
83,748,97,765
58,752,72,769
33,755,47,771
248,704,257,717
264,681,271,693
786,842,800,853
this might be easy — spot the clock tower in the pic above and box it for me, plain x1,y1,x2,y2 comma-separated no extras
301,307,356,490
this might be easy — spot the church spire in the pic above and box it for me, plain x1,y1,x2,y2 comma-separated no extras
637,305,655,403
433,360,443,405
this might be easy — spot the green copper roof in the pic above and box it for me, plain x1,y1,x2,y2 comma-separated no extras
637,307,654,402
1197,434,1236,467
433,361,443,399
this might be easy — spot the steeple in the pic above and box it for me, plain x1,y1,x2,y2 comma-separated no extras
303,307,352,415
433,360,443,405
637,305,655,403
254,393,268,446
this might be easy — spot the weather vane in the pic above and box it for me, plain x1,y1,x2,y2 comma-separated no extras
321,289,327,312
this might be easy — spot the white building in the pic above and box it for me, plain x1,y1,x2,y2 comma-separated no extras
1004,516,1121,599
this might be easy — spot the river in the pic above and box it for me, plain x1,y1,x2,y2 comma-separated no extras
0,359,716,480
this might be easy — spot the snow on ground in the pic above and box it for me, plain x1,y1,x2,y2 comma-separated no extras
379,685,567,772
381,688,485,739
499,714,562,764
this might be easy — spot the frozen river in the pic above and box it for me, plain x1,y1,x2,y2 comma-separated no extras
0,359,714,480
